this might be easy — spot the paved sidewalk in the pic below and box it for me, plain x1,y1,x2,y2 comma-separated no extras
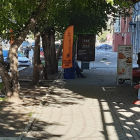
22,67,140,140
18,50,140,140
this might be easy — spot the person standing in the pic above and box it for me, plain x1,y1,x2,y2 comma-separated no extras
24,46,29,58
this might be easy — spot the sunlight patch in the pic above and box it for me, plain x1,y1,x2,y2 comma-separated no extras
123,125,130,130
130,107,140,112
126,133,133,137
126,122,135,125
101,102,109,110
119,112,134,117
119,117,126,121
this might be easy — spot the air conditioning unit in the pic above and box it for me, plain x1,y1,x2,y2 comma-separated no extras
122,33,125,37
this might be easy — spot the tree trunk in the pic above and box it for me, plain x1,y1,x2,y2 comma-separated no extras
50,28,58,73
33,27,40,85
4,0,48,99
56,41,63,61
41,32,49,79
0,42,12,96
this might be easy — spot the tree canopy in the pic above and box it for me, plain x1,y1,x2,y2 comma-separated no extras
36,0,133,41
0,0,47,40
0,0,136,41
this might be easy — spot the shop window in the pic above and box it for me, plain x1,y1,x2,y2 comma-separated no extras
114,17,121,33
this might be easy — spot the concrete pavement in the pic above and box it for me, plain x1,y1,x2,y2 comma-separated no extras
17,50,140,140
2,50,139,140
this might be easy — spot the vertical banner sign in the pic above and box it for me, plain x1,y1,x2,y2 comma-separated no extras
62,25,74,68
10,29,14,45
117,45,133,85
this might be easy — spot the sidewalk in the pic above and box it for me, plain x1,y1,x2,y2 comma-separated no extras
17,50,140,140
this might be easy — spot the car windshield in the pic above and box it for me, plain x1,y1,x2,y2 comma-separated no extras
18,51,25,57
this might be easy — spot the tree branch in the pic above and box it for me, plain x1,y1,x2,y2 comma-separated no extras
13,0,48,46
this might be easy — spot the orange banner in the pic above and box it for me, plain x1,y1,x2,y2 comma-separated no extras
10,29,14,45
62,25,74,68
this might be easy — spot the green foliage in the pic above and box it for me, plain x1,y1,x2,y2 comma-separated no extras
97,30,111,43
0,97,7,101
42,0,133,42
28,112,33,117
0,0,134,42
97,22,113,43
0,0,43,40
102,58,108,60
98,36,107,43
113,0,134,8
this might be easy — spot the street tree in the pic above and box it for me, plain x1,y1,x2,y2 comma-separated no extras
0,0,48,101
50,0,132,59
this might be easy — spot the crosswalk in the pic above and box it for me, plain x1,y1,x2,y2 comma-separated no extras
0,67,27,83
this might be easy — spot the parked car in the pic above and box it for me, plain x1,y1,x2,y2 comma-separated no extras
31,42,35,49
3,50,31,66
96,44,112,50
31,42,35,47
18,51,31,66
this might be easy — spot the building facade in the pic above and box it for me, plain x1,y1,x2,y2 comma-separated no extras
129,2,140,60
112,17,132,52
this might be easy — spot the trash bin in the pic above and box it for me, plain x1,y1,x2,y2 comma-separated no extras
81,61,89,69
64,60,75,79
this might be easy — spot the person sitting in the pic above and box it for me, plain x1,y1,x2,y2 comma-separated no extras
75,61,86,78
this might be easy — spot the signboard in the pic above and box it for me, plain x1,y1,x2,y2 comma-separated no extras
77,34,95,61
117,45,133,85
62,25,74,68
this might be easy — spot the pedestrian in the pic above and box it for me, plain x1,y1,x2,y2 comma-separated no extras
133,84,140,104
24,46,29,58
137,52,140,67
75,61,86,78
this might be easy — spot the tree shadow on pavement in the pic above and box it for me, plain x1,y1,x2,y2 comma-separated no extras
26,120,62,139
42,87,85,107
0,100,36,137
